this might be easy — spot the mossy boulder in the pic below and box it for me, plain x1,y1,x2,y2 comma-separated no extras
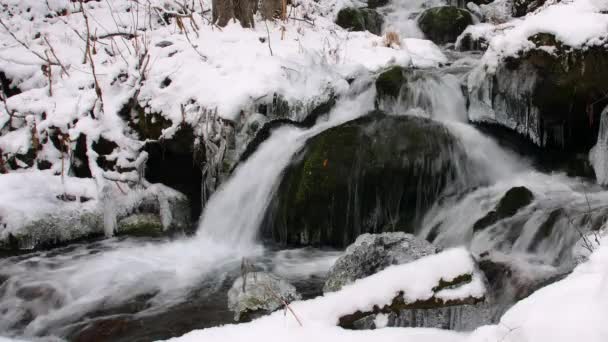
417,6,473,45
116,213,165,237
473,186,534,232
336,7,384,35
262,111,471,247
375,66,407,102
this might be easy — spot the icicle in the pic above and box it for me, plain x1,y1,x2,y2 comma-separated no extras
101,182,117,237
590,106,608,185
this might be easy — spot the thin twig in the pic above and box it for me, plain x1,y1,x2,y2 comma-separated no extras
264,21,274,56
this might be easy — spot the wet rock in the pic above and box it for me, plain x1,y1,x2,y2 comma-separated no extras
473,186,534,232
417,6,473,45
338,267,486,329
155,41,173,48
336,7,384,35
477,252,568,311
512,0,547,17
375,66,407,102
227,272,301,321
324,232,439,293
457,32,489,51
366,0,389,9
263,111,471,247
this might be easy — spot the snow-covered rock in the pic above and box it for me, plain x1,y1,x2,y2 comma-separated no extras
0,172,190,250
323,232,439,293
467,0,608,153
227,272,301,321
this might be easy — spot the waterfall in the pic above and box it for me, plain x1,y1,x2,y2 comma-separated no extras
0,79,376,337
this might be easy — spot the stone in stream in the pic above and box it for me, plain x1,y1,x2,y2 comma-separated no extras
323,232,439,293
335,7,384,35
227,272,301,321
417,6,473,45
375,66,408,102
473,186,534,232
262,111,472,248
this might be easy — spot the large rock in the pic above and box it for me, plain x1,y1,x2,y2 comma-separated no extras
227,272,301,321
335,7,384,35
469,34,608,154
324,232,439,293
417,6,473,45
262,111,471,247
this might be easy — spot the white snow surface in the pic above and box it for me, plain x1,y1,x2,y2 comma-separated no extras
0,0,447,178
0,170,98,236
163,235,608,342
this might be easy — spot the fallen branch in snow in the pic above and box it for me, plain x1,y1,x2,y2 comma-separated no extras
93,32,137,40
264,21,274,56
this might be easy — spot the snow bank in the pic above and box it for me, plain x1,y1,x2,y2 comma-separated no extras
472,0,608,74
162,248,485,342
0,171,100,246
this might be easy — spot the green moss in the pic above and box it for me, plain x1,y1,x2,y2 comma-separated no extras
376,66,407,101
117,214,164,237
417,6,473,45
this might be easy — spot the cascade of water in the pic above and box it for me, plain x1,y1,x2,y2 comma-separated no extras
386,63,607,270
381,0,449,38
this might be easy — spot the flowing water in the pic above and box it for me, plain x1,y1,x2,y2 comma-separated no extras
1,38,607,342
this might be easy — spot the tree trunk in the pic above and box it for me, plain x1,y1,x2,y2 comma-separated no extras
212,0,255,28
261,0,283,20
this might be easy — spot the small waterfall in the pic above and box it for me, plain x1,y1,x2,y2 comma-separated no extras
0,78,377,338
